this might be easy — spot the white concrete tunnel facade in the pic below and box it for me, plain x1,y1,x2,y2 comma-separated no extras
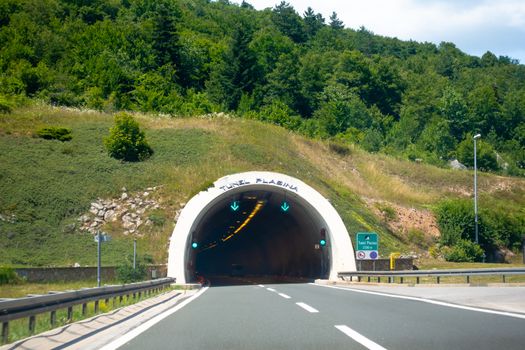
167,171,357,283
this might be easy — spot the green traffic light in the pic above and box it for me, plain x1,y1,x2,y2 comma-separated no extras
192,242,198,249
320,239,326,246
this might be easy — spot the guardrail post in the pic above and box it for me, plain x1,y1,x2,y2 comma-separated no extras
2,322,8,345
378,277,381,283
400,277,404,284
502,275,506,283
29,315,36,335
416,277,420,284
82,303,87,316
437,276,440,284
50,310,56,326
67,306,73,322
94,300,99,313
466,275,470,284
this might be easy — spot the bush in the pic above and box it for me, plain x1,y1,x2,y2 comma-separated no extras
36,127,72,141
442,239,484,262
0,266,22,285
116,259,147,283
0,95,13,113
104,113,153,162
436,199,488,246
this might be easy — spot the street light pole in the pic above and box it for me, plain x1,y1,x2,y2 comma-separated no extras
473,134,481,245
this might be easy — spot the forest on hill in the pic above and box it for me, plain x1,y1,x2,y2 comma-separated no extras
1,0,525,174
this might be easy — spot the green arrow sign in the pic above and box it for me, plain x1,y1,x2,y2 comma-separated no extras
230,201,240,211
356,232,378,251
281,201,290,212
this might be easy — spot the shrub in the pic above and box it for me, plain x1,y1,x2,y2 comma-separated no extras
0,95,13,113
0,266,21,285
116,257,147,283
36,127,72,141
442,239,484,262
104,113,153,162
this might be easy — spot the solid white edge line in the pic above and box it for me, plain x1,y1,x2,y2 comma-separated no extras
99,287,209,350
335,325,387,350
278,293,291,299
296,302,319,313
267,288,277,292
310,283,525,320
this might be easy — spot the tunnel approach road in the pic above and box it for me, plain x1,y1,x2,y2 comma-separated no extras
102,278,525,350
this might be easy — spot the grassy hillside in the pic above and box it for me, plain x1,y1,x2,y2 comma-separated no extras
1,104,524,267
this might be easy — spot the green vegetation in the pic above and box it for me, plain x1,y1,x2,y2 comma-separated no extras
1,1,525,268
0,0,523,175
104,113,153,162
0,266,21,284
36,126,72,141
116,255,148,283
1,105,524,267
435,199,525,261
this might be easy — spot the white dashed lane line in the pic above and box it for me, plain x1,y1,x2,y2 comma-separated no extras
335,325,388,350
278,293,291,299
266,288,277,292
295,302,319,313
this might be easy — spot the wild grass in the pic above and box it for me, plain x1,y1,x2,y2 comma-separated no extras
1,104,525,266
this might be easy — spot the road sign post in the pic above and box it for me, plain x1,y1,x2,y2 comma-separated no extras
95,231,111,287
355,232,379,260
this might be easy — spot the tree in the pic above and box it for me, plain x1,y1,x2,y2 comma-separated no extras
439,87,469,140
104,113,153,162
329,12,344,29
271,1,306,43
152,3,186,85
456,136,498,171
303,7,324,38
314,83,371,136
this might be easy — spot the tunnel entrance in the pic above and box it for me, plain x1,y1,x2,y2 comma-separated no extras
167,172,356,284
193,189,328,279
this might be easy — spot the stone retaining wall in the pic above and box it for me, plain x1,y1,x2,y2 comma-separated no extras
15,265,167,283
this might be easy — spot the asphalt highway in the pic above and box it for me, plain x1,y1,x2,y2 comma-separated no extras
112,278,525,350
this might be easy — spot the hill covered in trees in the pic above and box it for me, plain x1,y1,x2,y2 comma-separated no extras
1,0,525,174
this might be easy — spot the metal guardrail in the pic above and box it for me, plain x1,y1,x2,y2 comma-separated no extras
338,268,525,284
0,277,175,344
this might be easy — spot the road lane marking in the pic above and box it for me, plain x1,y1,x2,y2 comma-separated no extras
296,302,319,313
258,284,265,288
267,288,277,292
335,325,387,350
99,287,209,350
311,283,525,320
278,293,291,299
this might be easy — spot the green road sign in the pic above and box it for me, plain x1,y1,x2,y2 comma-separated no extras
356,232,378,251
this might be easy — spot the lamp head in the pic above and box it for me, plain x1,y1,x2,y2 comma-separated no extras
473,134,481,139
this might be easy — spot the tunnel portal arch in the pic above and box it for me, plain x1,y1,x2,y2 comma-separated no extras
167,171,356,283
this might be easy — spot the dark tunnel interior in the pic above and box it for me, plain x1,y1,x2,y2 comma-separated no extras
187,190,330,282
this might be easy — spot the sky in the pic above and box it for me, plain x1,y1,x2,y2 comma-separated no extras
232,0,525,64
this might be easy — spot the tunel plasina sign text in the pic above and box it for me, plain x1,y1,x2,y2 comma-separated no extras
219,177,299,192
